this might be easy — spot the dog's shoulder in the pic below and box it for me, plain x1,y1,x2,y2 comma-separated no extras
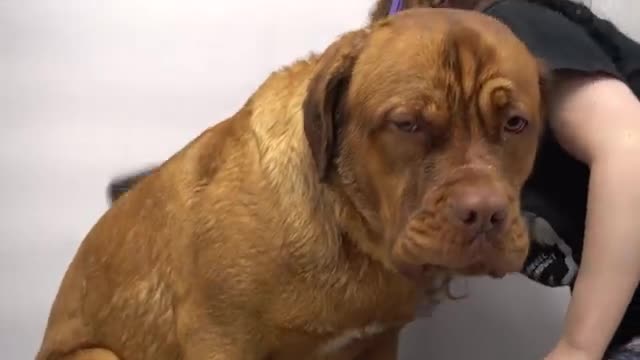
168,54,324,205
140,53,339,251
185,53,321,191
239,54,330,210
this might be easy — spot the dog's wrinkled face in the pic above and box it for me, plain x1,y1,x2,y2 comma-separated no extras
304,8,547,281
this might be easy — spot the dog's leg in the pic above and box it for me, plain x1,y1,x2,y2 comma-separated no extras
50,348,120,360
353,329,400,360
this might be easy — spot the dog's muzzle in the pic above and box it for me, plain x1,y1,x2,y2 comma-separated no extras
390,177,529,282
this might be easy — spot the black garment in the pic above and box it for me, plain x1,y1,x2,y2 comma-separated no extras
483,0,640,350
608,339,640,360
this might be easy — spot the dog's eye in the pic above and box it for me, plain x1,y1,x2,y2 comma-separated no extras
387,110,424,134
504,116,528,134
393,119,420,133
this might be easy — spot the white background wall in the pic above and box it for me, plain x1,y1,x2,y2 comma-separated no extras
1,1,637,359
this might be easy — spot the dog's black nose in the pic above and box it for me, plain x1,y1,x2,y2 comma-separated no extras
449,185,508,236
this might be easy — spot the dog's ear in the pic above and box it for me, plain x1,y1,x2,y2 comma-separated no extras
303,29,369,181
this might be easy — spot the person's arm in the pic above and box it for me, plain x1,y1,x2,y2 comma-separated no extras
545,74,640,359
477,2,640,357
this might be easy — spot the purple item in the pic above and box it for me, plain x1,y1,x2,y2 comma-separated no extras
389,0,404,15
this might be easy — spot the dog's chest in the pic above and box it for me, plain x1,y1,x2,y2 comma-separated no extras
316,322,387,355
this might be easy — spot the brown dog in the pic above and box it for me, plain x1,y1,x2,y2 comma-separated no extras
37,8,546,360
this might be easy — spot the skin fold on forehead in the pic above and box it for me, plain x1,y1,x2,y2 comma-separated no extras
363,9,541,97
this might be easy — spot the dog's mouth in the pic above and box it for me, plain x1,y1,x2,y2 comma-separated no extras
390,214,529,284
387,173,530,284
392,241,521,283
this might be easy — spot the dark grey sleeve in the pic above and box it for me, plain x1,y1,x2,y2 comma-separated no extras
485,0,621,77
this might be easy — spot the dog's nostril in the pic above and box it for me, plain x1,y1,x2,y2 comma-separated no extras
461,209,478,225
490,209,507,225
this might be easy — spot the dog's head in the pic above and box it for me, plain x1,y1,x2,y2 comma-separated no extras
304,8,548,282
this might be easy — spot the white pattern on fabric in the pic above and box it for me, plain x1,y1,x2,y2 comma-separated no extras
521,211,578,287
